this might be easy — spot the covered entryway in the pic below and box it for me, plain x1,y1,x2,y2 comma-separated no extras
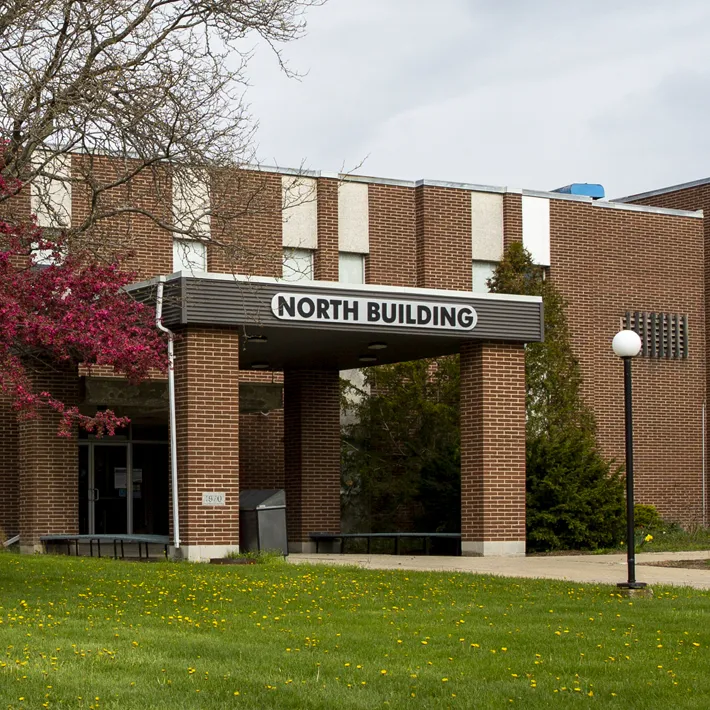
128,272,543,561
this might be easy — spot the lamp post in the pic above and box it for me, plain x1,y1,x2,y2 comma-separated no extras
611,329,647,590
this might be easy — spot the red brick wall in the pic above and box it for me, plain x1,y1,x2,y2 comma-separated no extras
415,185,471,290
284,369,340,543
503,192,523,247
0,396,19,538
550,200,706,525
460,342,526,545
174,327,240,548
367,183,417,287
211,169,282,277
239,411,285,490
18,366,79,548
315,178,339,281
71,155,173,280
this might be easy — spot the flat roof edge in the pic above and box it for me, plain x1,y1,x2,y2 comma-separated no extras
594,201,703,219
615,177,710,203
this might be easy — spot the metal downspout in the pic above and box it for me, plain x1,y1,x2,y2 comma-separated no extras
155,276,180,550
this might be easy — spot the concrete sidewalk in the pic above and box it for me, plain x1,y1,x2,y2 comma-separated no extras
288,550,710,590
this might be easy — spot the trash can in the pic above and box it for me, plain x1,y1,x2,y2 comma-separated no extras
239,489,288,555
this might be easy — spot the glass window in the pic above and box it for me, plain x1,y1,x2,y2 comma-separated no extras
31,227,65,266
472,261,496,294
173,239,207,273
339,252,365,284
282,248,314,282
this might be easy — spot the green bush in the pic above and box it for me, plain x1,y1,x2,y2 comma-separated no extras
526,428,625,552
633,504,665,530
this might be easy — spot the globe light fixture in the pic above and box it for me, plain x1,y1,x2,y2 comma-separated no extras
612,329,642,358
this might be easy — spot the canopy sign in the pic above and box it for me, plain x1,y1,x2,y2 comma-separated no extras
271,292,477,331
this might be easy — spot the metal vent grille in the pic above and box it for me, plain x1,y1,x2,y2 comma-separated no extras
623,312,688,359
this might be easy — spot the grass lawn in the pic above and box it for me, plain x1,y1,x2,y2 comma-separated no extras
1,554,709,709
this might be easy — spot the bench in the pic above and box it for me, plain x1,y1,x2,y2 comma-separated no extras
40,534,170,560
309,532,462,556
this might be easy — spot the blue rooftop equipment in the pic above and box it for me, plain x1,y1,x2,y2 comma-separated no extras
552,183,605,199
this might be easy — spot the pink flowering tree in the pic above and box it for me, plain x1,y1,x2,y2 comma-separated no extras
0,173,168,437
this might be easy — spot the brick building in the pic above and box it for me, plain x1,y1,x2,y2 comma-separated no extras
0,160,707,559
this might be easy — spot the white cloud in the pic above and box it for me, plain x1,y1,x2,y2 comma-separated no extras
244,0,710,197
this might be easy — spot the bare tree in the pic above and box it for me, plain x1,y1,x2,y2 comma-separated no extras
0,0,324,262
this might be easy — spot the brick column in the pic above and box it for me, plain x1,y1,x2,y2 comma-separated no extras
503,192,523,247
174,327,240,561
284,369,340,551
414,184,472,290
315,177,339,281
18,366,79,554
460,341,526,556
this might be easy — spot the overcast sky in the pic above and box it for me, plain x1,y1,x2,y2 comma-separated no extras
245,0,710,199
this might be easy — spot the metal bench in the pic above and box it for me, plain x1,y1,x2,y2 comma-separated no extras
39,534,170,560
309,531,462,556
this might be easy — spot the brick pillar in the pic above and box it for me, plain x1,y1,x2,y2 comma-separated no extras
460,341,526,556
415,184,472,290
284,369,340,551
0,396,19,540
503,192,523,247
315,177,339,281
174,327,240,561
18,366,79,553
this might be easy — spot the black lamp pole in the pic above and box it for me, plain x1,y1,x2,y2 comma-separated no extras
618,355,646,590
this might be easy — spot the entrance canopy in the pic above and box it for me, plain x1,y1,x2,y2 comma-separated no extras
128,273,543,370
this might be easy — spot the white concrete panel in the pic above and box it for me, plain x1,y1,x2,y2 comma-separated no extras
471,192,503,261
461,541,526,557
282,176,318,249
173,544,239,562
173,167,211,237
338,181,369,254
522,196,551,266
31,153,71,228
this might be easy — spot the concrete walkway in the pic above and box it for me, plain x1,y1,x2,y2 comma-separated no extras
288,550,710,590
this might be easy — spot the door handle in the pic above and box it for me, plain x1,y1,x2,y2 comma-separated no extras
91,488,100,502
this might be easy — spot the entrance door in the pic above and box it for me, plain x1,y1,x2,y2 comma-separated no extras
79,442,168,535
131,444,169,535
88,444,129,535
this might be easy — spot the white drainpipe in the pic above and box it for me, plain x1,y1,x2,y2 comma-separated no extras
155,276,180,550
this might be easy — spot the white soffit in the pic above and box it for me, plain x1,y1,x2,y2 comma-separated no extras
31,153,72,228
338,181,369,254
522,195,551,266
471,191,503,261
173,167,211,237
282,176,318,249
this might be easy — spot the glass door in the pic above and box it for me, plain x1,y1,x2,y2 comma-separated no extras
79,446,90,534
92,445,129,535
131,444,170,535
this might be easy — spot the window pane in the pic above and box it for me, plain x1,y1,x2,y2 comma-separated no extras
472,261,496,293
173,239,207,273
31,228,65,265
282,248,314,282
339,252,365,284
